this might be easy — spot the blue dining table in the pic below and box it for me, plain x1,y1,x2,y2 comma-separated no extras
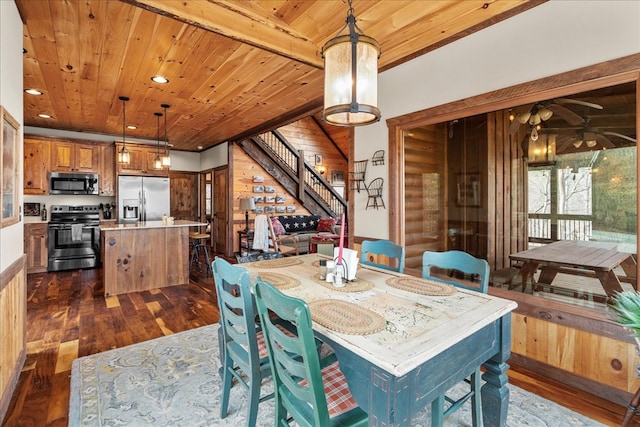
243,254,517,426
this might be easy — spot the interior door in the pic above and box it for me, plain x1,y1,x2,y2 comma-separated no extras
213,166,229,255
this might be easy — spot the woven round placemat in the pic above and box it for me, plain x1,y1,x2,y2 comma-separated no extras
251,272,300,290
312,274,373,292
252,257,304,268
386,277,457,296
309,299,386,335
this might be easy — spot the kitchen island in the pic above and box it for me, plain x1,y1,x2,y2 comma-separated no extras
100,220,205,296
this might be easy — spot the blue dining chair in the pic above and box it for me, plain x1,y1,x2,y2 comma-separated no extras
360,239,406,273
212,257,278,427
422,250,490,427
253,279,369,427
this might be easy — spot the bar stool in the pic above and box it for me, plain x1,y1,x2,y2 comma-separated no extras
189,232,212,276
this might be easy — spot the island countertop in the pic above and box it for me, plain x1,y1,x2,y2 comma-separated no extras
100,220,206,231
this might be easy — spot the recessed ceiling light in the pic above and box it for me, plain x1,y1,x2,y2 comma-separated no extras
127,125,137,130
151,75,169,84
197,145,203,150
25,88,43,95
38,113,52,119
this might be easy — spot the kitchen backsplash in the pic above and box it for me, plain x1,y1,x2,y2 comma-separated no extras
23,194,116,219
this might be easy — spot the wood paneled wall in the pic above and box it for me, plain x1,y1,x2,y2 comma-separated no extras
277,117,348,188
0,257,26,422
486,111,529,269
232,145,311,251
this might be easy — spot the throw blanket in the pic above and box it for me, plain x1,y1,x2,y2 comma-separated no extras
252,214,270,251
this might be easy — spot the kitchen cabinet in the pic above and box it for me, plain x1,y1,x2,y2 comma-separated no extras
51,141,100,173
99,143,115,196
169,171,198,220
115,143,168,176
25,222,48,274
24,138,50,195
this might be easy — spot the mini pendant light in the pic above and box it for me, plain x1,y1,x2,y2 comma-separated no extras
154,112,163,169
118,96,131,164
321,0,380,126
161,103,171,167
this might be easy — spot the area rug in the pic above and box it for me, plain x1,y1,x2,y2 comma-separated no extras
69,324,605,426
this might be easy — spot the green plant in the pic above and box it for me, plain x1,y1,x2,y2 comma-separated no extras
610,291,640,337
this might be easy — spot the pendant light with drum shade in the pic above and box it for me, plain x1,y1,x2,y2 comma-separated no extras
321,0,380,126
154,112,163,169
161,104,171,168
118,96,131,164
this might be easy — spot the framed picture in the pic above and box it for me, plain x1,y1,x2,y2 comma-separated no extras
315,154,323,165
24,202,41,217
456,173,481,207
276,206,286,213
254,206,264,214
265,185,275,193
252,175,264,183
275,195,286,204
332,170,345,186
1,106,19,228
265,195,275,203
286,205,296,213
253,185,264,193
265,206,275,213
253,196,264,204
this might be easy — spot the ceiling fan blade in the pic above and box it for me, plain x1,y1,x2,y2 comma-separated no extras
594,134,615,148
554,98,604,110
509,117,522,134
548,104,585,126
602,131,637,143
557,135,579,152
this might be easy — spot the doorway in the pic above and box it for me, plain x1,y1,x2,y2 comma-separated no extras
199,166,230,256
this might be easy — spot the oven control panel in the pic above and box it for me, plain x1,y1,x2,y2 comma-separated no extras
51,205,100,213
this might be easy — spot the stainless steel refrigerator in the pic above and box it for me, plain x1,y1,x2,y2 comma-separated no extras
118,176,170,223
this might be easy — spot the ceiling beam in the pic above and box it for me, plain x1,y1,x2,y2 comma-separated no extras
124,0,324,69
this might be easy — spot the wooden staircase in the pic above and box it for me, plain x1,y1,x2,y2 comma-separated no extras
237,130,347,218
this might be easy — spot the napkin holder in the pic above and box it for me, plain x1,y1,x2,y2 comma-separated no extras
333,247,359,281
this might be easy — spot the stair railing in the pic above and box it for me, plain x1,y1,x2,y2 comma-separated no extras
252,130,346,217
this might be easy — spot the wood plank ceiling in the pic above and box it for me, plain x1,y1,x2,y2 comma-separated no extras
17,0,541,152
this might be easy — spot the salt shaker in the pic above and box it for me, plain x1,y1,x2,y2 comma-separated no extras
325,260,335,283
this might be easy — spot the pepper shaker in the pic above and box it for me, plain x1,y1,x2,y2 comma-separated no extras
318,259,327,280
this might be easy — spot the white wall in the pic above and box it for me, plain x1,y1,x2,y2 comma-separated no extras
170,150,201,172
1,1,24,271
200,142,229,170
354,0,640,239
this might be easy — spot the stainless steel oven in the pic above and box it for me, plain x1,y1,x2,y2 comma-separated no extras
48,205,101,272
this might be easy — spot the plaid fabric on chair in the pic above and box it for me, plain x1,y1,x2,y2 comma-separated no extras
321,361,359,417
255,324,295,359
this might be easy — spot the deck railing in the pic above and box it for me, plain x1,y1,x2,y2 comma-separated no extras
528,214,593,242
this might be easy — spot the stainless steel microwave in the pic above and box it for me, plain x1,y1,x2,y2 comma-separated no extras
49,172,99,195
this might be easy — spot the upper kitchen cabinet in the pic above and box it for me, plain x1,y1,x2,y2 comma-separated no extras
23,136,116,196
99,144,115,196
24,137,50,195
51,141,100,173
115,143,169,177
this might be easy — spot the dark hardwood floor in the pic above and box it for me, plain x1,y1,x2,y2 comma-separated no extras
1,252,635,426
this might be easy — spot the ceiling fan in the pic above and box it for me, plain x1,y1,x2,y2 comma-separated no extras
509,98,603,135
554,119,637,152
